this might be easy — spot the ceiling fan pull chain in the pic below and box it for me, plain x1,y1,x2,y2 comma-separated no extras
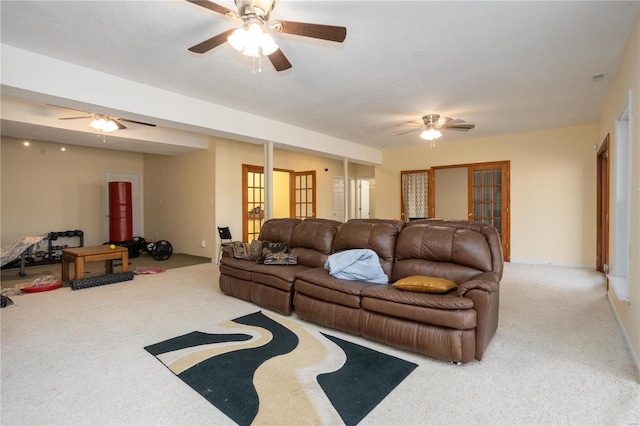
251,55,263,75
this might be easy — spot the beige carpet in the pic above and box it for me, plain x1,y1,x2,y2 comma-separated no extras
1,262,639,425
0,252,211,290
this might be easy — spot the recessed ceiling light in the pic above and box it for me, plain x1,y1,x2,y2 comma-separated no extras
23,141,30,147
61,147,66,152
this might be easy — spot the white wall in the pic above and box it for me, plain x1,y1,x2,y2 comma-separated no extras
434,167,468,220
598,13,640,372
1,136,143,247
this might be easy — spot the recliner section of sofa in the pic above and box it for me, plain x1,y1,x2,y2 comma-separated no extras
294,219,404,334
219,217,503,363
220,218,340,315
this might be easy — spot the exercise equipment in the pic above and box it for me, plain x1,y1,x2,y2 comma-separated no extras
132,237,173,261
109,182,133,242
71,271,135,290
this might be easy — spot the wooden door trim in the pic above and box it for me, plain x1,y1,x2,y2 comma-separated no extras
242,164,294,242
596,135,610,277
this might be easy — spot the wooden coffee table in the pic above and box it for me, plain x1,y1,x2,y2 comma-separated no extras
61,245,129,282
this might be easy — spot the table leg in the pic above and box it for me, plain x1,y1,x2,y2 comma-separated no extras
105,260,113,274
121,251,129,272
75,257,85,280
62,256,70,282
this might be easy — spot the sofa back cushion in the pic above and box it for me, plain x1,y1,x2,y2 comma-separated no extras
332,219,404,278
393,221,503,283
289,218,341,268
406,219,504,279
258,218,302,245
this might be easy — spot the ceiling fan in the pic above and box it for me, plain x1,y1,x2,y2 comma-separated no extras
51,105,156,133
398,114,476,145
186,0,347,71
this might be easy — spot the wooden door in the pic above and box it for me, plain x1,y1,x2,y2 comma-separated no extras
294,171,316,219
468,161,511,261
242,164,265,243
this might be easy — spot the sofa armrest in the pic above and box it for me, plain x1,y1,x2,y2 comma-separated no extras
457,272,500,296
222,245,234,258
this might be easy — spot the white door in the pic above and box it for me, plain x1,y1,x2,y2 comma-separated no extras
332,177,345,222
104,172,143,242
358,180,370,218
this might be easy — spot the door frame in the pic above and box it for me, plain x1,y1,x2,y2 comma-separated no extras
242,164,295,242
596,135,610,278
400,169,434,221
432,160,511,261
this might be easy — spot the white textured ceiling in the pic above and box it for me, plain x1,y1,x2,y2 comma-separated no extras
1,0,639,155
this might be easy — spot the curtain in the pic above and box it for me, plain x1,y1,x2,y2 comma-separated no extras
402,172,428,220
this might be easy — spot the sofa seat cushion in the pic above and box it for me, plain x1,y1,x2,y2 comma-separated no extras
295,268,380,308
220,259,255,281
361,285,476,329
361,285,474,310
251,264,310,291
220,256,257,272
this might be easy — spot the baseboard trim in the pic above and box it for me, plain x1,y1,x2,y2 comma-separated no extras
607,293,640,379
509,259,595,269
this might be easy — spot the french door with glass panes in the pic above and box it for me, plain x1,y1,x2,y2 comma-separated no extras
242,165,315,242
294,171,316,219
467,161,510,261
243,165,265,243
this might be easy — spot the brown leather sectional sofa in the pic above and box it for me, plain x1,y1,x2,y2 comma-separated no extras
219,217,503,363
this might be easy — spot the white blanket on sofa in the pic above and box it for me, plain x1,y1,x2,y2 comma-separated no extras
324,248,389,284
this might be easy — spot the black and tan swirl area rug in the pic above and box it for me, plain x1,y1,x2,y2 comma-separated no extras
145,311,417,425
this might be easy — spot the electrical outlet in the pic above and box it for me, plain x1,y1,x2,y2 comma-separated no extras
201,240,206,248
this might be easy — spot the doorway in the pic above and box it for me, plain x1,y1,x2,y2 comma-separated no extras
103,171,142,242
402,161,510,260
400,169,434,221
242,165,315,242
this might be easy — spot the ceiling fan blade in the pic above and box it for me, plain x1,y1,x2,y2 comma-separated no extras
396,128,421,136
113,120,127,130
438,117,465,126
272,20,346,42
59,116,94,120
119,118,156,127
188,28,235,53
47,104,93,114
186,0,234,16
267,48,292,71
442,123,476,131
399,120,421,126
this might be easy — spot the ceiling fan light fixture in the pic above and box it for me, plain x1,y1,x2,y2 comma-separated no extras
260,32,278,55
90,117,118,133
228,22,278,58
419,128,442,141
228,27,248,51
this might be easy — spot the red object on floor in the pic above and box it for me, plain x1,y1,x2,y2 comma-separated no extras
109,181,133,243
21,281,62,293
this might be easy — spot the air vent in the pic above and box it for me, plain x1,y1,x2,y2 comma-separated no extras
592,73,605,82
